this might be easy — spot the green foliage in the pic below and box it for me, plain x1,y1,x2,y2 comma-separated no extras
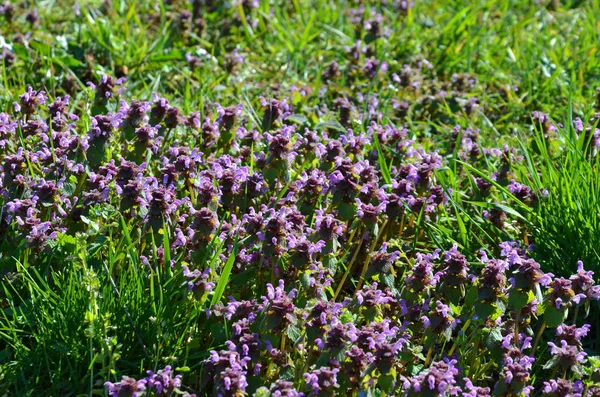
1,0,600,395
516,117,600,274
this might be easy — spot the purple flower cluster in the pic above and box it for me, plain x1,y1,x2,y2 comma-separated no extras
5,1,600,396
105,366,191,397
1,81,598,396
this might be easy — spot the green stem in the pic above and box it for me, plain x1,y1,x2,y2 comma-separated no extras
355,219,388,293
425,344,434,366
514,309,521,344
532,320,546,353
334,229,362,301
448,318,471,356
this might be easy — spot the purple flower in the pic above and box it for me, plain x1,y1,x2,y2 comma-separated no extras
303,367,339,396
421,300,458,335
501,244,552,290
532,111,557,135
120,100,150,132
189,207,219,241
0,2,15,23
203,348,251,397
356,197,387,226
570,261,600,299
164,106,183,129
498,355,535,396
547,277,587,309
478,257,509,300
216,366,248,397
182,265,215,297
313,210,346,241
150,93,170,124
104,376,146,397
88,113,122,139
321,61,340,82
405,250,440,292
462,378,490,397
508,180,538,205
89,74,126,102
47,95,70,118
16,86,47,115
556,324,591,347
435,244,473,288
365,243,400,278
224,49,244,73
270,380,304,397
472,176,492,197
261,97,291,130
374,336,407,374
363,57,388,78
287,235,325,264
317,316,358,349
483,207,507,229
355,282,395,307
261,280,297,328
138,183,181,230
25,8,39,25
542,379,584,397
25,218,62,248
364,13,391,38
265,125,297,163
144,365,182,394
411,358,461,395
547,340,587,369
345,40,367,63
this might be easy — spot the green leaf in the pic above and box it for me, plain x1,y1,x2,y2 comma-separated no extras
210,323,228,344
360,362,376,378
373,132,392,185
299,271,311,289
210,238,246,307
542,356,559,370
59,54,84,68
377,373,395,392
62,182,76,196
475,302,498,320
381,273,395,289
148,49,183,62
286,324,302,343
544,304,566,327
279,364,295,381
484,327,503,351
465,286,478,307
508,289,529,310
315,120,346,133
336,201,356,221
285,114,309,126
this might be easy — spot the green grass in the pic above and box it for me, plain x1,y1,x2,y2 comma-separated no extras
517,111,600,273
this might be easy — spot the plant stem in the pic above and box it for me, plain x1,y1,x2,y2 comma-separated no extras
334,230,363,301
514,308,521,343
572,305,579,325
532,320,546,353
448,318,471,356
425,344,434,366
355,219,388,293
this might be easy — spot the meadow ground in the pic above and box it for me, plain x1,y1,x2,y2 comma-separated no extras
1,0,600,395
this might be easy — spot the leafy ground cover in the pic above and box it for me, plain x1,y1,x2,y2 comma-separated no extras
1,0,600,396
